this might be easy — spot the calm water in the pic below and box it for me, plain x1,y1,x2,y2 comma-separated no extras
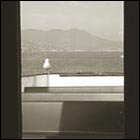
22,51,123,76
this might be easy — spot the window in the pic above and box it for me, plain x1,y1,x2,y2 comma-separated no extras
21,1,124,89
21,1,124,139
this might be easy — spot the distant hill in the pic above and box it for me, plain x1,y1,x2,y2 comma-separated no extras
21,29,123,51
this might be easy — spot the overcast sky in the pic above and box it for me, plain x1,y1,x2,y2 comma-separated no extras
20,1,124,42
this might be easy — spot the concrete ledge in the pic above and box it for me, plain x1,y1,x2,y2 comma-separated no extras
24,86,124,93
22,93,124,102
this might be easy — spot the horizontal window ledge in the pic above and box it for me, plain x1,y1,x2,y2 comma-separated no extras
22,93,124,102
24,86,124,93
22,131,124,139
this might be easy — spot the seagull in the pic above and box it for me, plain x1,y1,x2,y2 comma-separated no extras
43,58,51,70
43,58,51,86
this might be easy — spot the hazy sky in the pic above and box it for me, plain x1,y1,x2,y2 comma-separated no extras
21,1,124,42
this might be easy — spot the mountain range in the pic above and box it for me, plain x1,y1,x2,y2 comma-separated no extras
21,29,123,51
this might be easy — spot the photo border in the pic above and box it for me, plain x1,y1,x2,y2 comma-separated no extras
1,1,139,139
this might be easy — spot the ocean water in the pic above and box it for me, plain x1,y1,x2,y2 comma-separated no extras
22,51,124,76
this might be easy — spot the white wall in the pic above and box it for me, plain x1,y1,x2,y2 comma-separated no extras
22,74,124,92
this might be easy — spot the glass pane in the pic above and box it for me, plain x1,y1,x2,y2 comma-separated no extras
21,1,124,77
21,1,124,139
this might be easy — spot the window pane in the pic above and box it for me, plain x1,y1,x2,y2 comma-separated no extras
21,1,124,76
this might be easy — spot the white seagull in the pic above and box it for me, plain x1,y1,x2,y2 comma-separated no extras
43,58,51,70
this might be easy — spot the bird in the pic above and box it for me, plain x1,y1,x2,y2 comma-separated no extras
43,58,51,70
43,58,51,86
